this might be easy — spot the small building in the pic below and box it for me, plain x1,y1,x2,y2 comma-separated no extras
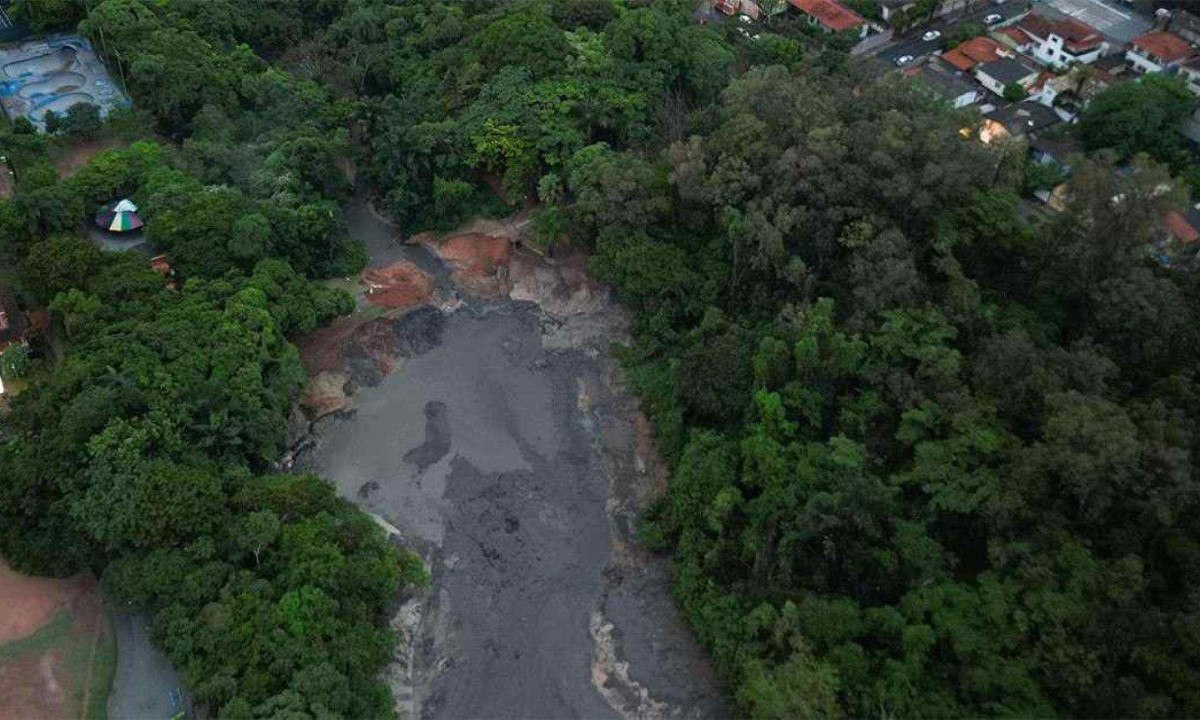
1165,206,1200,246
975,56,1039,97
1169,9,1200,47
788,0,868,37
878,0,916,22
941,36,1007,72
907,63,981,108
1126,30,1193,74
1034,64,1121,115
980,101,1063,143
1178,56,1200,97
715,0,762,19
1013,13,1106,69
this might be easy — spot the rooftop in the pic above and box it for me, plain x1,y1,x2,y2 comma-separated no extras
978,56,1038,85
1033,0,1151,45
788,0,863,31
1166,210,1199,244
986,101,1063,136
912,63,980,100
1130,30,1193,63
1017,12,1105,53
942,36,1006,71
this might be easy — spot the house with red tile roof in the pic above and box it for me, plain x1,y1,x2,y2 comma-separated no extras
940,36,1007,72
1013,13,1106,69
788,0,867,36
1166,209,1200,246
1126,30,1194,73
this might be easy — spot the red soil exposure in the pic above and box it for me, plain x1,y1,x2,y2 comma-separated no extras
298,315,368,375
347,318,399,376
362,261,433,309
0,559,111,720
435,233,512,279
0,560,90,645
53,137,127,180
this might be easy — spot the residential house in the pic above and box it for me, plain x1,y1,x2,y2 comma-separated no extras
941,36,1007,73
1179,56,1200,96
975,56,1039,97
906,63,981,108
1160,203,1200,266
716,0,763,19
1030,135,1082,170
788,0,869,37
980,101,1063,143
1165,206,1200,246
1169,9,1200,45
878,0,915,22
1034,65,1120,115
1126,30,1193,73
1012,13,1106,69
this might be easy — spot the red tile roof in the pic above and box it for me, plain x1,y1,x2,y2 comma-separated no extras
942,48,975,71
959,36,1005,63
1131,31,1193,64
995,26,1028,45
1166,211,1199,244
788,0,863,31
1017,13,1103,54
940,36,1004,71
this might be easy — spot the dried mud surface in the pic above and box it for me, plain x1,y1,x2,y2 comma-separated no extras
296,196,726,719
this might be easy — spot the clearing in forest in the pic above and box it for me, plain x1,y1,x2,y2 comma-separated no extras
0,559,115,720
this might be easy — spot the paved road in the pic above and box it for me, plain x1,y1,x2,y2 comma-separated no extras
107,613,185,720
876,1,1030,65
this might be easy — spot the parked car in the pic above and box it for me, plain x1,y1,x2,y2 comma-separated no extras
922,30,941,41
894,54,915,66
984,13,1003,24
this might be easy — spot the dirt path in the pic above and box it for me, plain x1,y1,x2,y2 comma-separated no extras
299,198,727,719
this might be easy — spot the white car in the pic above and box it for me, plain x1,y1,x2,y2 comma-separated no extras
894,54,915,66
984,13,1003,24
922,30,942,41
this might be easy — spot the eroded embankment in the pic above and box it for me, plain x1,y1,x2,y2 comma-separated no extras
294,201,726,719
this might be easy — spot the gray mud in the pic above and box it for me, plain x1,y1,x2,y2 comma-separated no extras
301,198,727,719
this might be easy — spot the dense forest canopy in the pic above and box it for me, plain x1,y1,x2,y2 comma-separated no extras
3,0,1200,718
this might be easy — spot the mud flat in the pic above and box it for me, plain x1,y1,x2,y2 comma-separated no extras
299,200,727,719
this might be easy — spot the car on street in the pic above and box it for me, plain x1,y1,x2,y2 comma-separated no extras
894,54,915,66
984,13,1003,24
922,30,941,41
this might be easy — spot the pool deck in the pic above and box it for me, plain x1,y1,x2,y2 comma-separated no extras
0,34,128,132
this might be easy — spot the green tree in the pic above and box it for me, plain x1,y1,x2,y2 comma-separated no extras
1077,73,1195,163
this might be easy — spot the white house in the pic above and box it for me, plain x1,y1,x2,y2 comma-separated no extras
1014,13,1107,69
1126,30,1193,73
975,57,1039,97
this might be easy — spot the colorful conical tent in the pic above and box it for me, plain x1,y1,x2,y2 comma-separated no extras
95,199,144,234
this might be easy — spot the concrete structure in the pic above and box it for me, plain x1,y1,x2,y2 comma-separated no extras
878,0,916,22
1125,30,1193,73
0,34,129,132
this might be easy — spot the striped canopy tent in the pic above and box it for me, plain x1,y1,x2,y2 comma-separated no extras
95,198,144,233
